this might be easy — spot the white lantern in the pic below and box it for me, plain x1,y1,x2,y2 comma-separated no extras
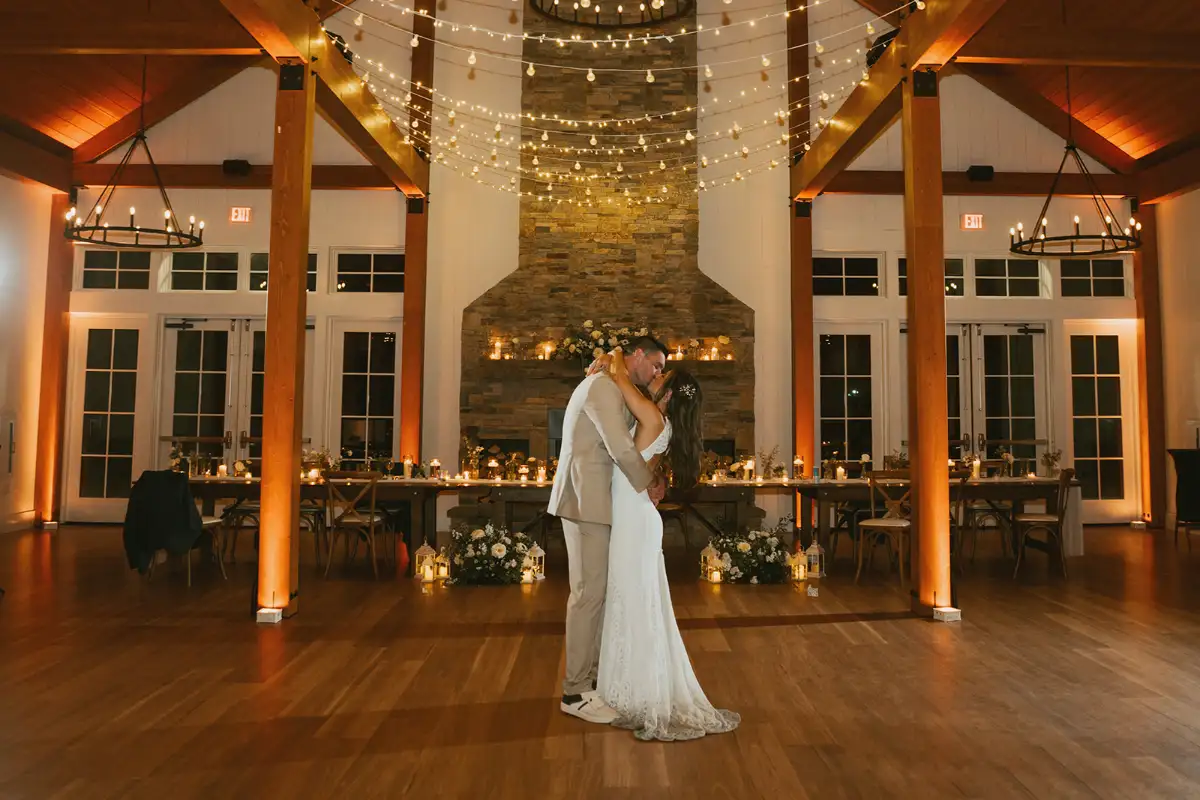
787,552,807,582
805,537,826,578
527,542,546,580
415,540,437,582
434,549,451,581
700,543,723,583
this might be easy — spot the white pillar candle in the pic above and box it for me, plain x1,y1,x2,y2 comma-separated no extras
217,464,227,477
835,466,846,481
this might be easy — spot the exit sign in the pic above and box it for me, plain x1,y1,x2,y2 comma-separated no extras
230,206,253,223
961,213,984,231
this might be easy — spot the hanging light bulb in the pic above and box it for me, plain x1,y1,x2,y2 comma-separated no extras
411,34,419,47
581,0,591,6
491,148,498,161
616,162,624,172
741,146,749,158
685,130,695,141
494,122,502,133
354,12,364,25
659,160,666,170
533,155,540,165
867,22,876,34
585,186,592,195
704,64,713,79
638,135,646,146
467,51,477,65
916,0,926,8
541,130,549,141
701,155,709,167
815,40,824,54
574,161,582,170
699,180,706,189
526,62,535,77
761,55,771,68
646,69,655,83
448,109,456,123
587,68,596,82
803,142,811,151
661,185,668,193
590,135,598,146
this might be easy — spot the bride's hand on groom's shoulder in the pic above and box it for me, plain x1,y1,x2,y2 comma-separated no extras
587,351,614,376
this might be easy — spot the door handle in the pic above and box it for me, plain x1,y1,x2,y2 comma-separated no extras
240,430,250,449
224,430,233,449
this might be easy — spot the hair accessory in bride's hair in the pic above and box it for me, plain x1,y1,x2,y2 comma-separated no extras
679,383,696,398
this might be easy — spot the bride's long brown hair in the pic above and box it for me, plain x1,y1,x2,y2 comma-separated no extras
659,370,703,490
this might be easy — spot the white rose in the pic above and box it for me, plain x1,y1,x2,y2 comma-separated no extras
748,532,758,540
593,347,604,358
568,344,577,353
766,552,776,562
608,337,618,346
454,555,463,565
637,327,648,336
465,545,475,557
491,543,507,559
591,330,603,340
503,536,511,544
583,319,594,328
736,541,751,553
507,560,517,568
522,555,533,568
689,339,699,348
750,576,759,584
718,335,731,345
471,529,486,540
516,543,528,553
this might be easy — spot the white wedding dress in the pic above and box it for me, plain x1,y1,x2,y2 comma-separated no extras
597,418,741,742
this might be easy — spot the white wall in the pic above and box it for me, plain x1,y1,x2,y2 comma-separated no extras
0,175,52,531
1158,188,1200,524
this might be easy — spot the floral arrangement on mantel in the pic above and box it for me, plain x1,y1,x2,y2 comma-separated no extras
484,320,735,363
706,516,794,584
447,523,531,585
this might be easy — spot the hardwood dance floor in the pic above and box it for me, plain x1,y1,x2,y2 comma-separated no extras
2,524,1200,798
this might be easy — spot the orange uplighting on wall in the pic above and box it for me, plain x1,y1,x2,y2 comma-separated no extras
960,213,984,231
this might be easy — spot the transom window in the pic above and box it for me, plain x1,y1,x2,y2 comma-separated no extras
897,257,965,297
813,256,880,297
335,252,405,293
975,258,1042,298
1060,259,1125,298
82,250,151,290
170,251,238,291
250,252,318,292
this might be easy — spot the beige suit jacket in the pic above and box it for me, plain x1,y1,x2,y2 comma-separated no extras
547,373,655,526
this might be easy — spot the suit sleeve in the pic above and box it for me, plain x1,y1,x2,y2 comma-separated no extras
583,377,655,493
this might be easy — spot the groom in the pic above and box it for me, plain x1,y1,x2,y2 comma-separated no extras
548,336,668,723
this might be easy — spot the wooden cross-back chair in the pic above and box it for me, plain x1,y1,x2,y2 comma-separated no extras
856,470,912,585
1013,468,1075,579
323,471,389,579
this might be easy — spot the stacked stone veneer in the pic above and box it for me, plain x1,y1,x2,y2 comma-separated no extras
459,4,755,460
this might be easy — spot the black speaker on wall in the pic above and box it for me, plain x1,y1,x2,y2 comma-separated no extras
966,165,995,182
222,159,252,177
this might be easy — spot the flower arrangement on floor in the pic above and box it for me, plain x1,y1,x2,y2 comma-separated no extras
447,523,531,585
705,516,794,584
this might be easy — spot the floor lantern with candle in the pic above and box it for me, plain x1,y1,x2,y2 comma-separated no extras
527,542,546,580
805,536,826,578
435,549,451,582
414,540,437,583
700,544,723,583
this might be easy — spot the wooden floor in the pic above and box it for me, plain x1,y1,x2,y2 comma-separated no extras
2,525,1200,799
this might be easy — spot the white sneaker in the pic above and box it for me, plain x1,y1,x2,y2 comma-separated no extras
560,691,619,724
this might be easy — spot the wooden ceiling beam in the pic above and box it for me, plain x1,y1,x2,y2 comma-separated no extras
792,0,1009,200
0,123,73,191
958,64,1137,174
2,9,263,56
72,162,393,190
218,0,428,196
1138,147,1200,205
957,27,1200,70
826,169,1136,197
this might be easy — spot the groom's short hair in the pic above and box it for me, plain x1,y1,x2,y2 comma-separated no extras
629,335,668,358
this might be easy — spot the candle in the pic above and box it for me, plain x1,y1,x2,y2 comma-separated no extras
835,465,846,481
793,456,804,478
675,345,683,360
948,459,955,468
429,458,441,478
1027,471,1037,479
217,464,228,477
971,458,981,479
709,569,723,583
308,468,320,481
437,563,449,579
536,465,547,483
402,457,413,479
544,344,552,360
491,340,502,360
422,564,434,583
725,354,733,361
521,569,534,584
711,346,718,360
743,457,755,481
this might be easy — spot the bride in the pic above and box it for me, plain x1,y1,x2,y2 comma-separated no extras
593,349,740,742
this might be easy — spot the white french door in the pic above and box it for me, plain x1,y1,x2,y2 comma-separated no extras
966,324,1051,472
157,318,314,475
898,325,972,460
62,314,157,522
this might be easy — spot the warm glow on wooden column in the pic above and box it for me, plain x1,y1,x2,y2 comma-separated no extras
1133,205,1165,526
791,202,815,472
399,200,428,461
258,63,315,612
902,70,951,610
34,193,74,525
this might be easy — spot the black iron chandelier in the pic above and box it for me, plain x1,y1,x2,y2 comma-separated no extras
1010,2,1138,259
528,0,694,29
65,58,204,249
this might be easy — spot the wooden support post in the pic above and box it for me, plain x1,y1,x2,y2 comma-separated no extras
33,193,74,526
400,198,428,461
398,2,435,463
789,0,815,533
257,62,315,615
791,201,815,477
902,70,951,611
1133,205,1165,527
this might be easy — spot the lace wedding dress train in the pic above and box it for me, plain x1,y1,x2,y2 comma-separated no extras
597,420,740,742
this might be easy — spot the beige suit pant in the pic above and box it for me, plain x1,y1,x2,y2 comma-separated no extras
561,518,610,696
